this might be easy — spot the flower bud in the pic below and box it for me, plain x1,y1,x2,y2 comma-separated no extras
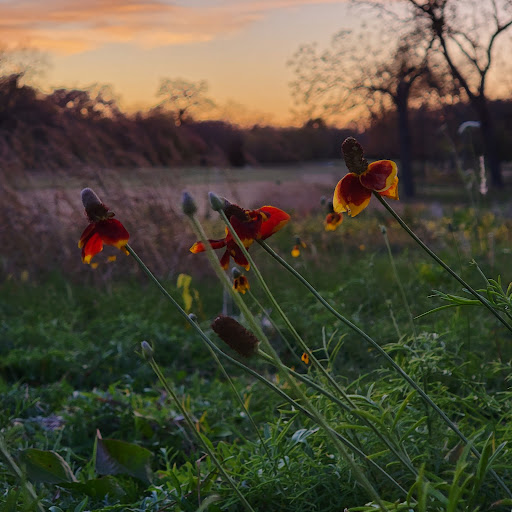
208,192,225,212
182,191,197,216
141,340,154,360
231,267,242,278
380,225,387,234
188,313,198,323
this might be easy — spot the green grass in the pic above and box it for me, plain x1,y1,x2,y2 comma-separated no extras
2,205,512,511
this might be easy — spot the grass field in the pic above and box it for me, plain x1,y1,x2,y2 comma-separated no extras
2,162,512,511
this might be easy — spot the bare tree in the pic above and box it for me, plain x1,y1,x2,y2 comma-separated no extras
156,78,215,126
369,0,512,187
289,26,442,198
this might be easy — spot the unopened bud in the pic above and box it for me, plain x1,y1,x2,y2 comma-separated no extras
211,315,259,358
208,192,226,212
188,313,198,323
141,340,154,360
231,267,242,278
182,191,197,216
380,225,387,234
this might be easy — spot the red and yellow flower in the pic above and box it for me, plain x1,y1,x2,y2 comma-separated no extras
291,237,307,258
190,202,290,270
333,137,399,217
233,274,250,294
324,212,343,231
78,188,130,264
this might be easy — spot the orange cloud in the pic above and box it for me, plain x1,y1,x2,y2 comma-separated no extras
0,0,348,55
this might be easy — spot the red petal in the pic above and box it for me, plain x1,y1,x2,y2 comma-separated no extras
95,219,130,249
78,223,96,249
220,249,231,269
229,243,250,270
333,173,371,217
190,238,227,253
379,176,399,200
257,206,290,239
81,232,103,264
229,212,261,246
359,160,397,192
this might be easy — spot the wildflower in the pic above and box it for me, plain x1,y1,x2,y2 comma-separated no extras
291,237,307,258
190,201,290,270
301,352,309,365
232,268,250,294
333,137,399,217
78,188,130,264
211,315,260,358
324,201,343,231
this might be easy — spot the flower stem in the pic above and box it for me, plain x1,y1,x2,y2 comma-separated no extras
381,226,416,337
257,239,512,498
128,240,401,506
196,214,388,509
126,244,257,511
374,193,512,335
147,356,256,512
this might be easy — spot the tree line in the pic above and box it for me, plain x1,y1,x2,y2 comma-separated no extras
0,71,511,177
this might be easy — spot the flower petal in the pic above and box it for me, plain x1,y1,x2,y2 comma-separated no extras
220,249,231,270
379,176,399,200
333,173,371,217
359,160,397,192
94,219,130,249
229,243,250,271
78,223,96,249
257,206,290,239
81,231,103,264
190,239,227,253
229,213,260,247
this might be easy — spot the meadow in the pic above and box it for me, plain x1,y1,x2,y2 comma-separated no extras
2,157,512,511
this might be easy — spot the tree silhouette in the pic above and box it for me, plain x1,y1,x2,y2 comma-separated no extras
364,0,512,187
156,78,215,126
289,26,442,198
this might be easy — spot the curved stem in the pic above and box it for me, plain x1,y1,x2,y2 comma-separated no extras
374,193,512,335
190,215,387,509
127,243,399,505
257,239,512,498
148,357,255,512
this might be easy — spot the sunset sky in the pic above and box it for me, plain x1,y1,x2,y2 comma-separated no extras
1,0,367,124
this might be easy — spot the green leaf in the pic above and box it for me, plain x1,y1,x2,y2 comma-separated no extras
95,436,152,484
60,477,126,500
18,449,76,484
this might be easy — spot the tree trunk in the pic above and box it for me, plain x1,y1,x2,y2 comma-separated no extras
475,97,503,188
395,84,415,198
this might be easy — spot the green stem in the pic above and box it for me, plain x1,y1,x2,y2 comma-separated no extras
127,243,404,503
127,245,257,510
148,357,256,512
257,239,512,498
193,214,387,509
219,214,417,478
381,227,416,337
374,193,512,335
247,290,302,364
